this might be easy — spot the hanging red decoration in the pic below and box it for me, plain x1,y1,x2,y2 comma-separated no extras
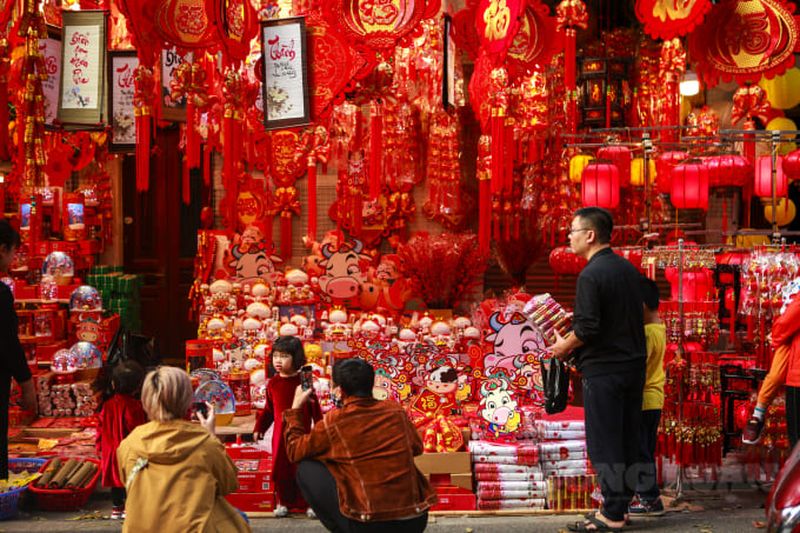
117,0,162,64
323,0,440,52
688,0,799,87
475,0,525,63
468,51,495,131
656,150,688,194
214,0,258,64
306,10,374,122
671,161,709,210
155,0,220,50
705,154,751,187
597,145,632,187
477,134,492,255
556,0,588,134
581,161,620,209
782,148,800,180
134,65,158,192
754,155,788,198
506,1,558,78
296,125,330,242
730,84,779,126
548,245,587,275
635,0,712,40
451,5,480,60
0,33,10,161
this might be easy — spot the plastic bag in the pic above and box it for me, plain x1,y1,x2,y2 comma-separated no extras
540,357,571,415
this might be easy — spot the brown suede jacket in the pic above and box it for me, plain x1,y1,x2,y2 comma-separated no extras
284,396,436,522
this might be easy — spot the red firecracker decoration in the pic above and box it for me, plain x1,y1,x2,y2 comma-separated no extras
581,161,620,209
671,161,709,210
754,156,788,198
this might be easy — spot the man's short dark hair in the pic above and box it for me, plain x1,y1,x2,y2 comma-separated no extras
574,207,613,244
332,358,374,398
0,220,20,251
640,276,660,311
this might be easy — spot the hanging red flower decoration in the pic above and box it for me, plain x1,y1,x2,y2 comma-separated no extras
635,0,712,40
155,0,220,50
688,0,800,87
323,0,440,52
475,0,525,64
730,84,776,126
506,1,558,77
214,0,258,64
306,10,375,122
44,149,72,188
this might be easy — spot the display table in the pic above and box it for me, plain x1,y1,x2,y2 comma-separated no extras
215,413,256,440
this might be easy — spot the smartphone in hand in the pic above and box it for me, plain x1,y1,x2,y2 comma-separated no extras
193,401,208,418
300,365,314,391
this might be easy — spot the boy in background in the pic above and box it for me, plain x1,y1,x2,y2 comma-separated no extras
630,276,666,515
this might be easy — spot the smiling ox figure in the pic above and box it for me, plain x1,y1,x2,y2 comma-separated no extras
479,378,520,436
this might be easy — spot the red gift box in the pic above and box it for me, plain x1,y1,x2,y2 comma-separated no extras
430,485,476,511
226,443,265,460
235,458,272,493
224,491,274,513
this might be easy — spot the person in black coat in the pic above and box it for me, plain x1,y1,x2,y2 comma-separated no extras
0,220,36,479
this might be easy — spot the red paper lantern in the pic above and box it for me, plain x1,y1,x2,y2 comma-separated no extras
705,154,751,187
581,161,620,209
597,145,631,186
754,155,788,198
671,161,709,210
782,149,800,180
656,150,688,194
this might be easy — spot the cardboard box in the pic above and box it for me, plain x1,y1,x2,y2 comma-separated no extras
235,458,272,493
224,491,274,513
430,485,476,511
429,472,473,491
414,452,470,475
226,443,266,460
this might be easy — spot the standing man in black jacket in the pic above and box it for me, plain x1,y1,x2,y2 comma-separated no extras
551,207,646,532
0,221,36,479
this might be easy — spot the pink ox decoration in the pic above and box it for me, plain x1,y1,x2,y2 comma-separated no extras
483,312,547,374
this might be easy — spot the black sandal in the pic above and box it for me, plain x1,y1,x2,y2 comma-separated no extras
567,512,623,532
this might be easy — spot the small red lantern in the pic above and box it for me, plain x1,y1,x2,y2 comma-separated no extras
656,151,688,193
671,161,709,210
582,161,620,209
782,149,800,181
754,156,788,198
705,154,751,187
597,145,632,186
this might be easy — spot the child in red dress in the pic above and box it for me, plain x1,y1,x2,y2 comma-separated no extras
253,336,321,518
96,360,147,520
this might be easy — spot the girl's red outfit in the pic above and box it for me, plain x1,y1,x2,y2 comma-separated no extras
254,374,321,509
96,394,147,487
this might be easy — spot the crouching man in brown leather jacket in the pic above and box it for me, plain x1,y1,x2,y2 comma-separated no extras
285,358,435,532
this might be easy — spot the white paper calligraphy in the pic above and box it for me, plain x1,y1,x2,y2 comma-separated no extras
61,25,102,110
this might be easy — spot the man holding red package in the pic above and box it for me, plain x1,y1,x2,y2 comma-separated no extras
551,207,646,532
284,358,435,532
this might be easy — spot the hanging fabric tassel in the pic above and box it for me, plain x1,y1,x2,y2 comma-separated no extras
491,112,504,194
0,41,8,161
564,27,577,134
182,155,191,205
281,212,292,260
478,135,492,255
307,155,317,241
186,98,200,169
223,114,234,186
203,143,211,186
135,112,151,191
504,123,514,193
368,102,382,200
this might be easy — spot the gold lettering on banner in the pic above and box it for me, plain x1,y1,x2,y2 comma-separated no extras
652,0,698,21
484,0,511,41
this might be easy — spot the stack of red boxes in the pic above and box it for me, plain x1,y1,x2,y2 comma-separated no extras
224,443,274,514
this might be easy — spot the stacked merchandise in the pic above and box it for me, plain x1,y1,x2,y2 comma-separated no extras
536,419,600,511
86,266,141,332
469,441,546,510
225,444,274,513
35,375,99,418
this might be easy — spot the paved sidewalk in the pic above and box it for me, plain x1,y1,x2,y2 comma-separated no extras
0,487,768,532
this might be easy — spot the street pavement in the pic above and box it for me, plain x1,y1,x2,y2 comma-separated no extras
0,487,768,532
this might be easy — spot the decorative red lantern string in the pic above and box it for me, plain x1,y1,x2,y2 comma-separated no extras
133,65,157,192
556,0,588,134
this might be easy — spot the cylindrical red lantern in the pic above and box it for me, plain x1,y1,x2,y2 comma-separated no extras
782,149,800,181
754,155,788,198
656,151,688,193
705,154,751,187
582,161,620,208
671,161,709,210
597,145,632,186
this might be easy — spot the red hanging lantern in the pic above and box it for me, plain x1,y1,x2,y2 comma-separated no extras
705,154,751,187
581,161,620,209
656,150,688,193
597,145,632,186
754,155,788,198
782,149,800,181
671,161,709,210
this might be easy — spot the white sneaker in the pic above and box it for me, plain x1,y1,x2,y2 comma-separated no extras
274,504,289,518
306,508,316,519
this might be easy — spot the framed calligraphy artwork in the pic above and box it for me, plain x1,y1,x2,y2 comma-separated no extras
108,51,138,152
260,17,310,130
40,25,62,129
161,47,191,122
57,10,107,127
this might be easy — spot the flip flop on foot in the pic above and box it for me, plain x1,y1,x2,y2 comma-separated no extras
568,512,624,532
